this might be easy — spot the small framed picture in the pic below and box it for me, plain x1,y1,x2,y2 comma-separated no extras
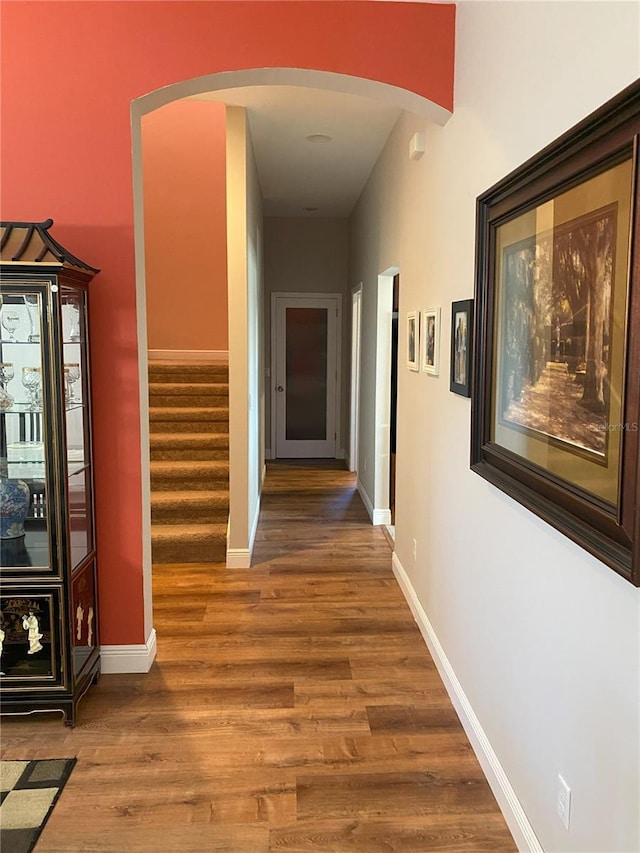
421,307,440,375
450,299,473,396
407,311,419,371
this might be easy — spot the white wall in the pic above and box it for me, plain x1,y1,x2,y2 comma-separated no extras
263,217,350,456
349,3,639,851
226,106,264,566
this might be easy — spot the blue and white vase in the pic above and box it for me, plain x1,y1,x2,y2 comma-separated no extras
0,476,31,539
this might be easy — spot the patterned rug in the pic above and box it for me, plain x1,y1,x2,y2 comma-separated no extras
0,759,76,853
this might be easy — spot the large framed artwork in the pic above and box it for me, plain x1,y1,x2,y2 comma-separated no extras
471,80,640,585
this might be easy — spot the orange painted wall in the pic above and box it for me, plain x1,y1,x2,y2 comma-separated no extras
142,100,228,352
0,1,455,645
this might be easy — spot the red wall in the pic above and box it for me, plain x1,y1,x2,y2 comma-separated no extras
0,1,455,645
143,100,228,352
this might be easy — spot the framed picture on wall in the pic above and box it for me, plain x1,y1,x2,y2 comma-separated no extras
450,300,473,396
407,311,419,371
421,307,440,375
471,79,640,586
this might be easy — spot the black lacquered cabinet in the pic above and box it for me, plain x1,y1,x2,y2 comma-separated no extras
0,220,100,725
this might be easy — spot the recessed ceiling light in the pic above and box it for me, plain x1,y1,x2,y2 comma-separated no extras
305,133,332,144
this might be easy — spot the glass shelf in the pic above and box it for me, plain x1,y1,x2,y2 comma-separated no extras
1,402,84,414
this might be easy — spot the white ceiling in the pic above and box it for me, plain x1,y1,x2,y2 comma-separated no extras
194,85,402,218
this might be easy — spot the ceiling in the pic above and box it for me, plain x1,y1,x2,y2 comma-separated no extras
193,85,402,218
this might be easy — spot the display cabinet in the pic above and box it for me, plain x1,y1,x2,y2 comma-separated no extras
0,220,100,725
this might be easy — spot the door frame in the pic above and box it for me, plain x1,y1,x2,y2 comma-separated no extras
270,291,343,459
349,284,362,472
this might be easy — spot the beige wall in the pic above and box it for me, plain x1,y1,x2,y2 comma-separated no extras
263,217,349,456
349,3,639,851
142,99,228,352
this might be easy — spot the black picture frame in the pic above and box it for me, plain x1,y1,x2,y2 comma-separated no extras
450,299,473,397
471,80,640,586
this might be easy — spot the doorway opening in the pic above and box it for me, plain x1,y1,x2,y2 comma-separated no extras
270,292,342,459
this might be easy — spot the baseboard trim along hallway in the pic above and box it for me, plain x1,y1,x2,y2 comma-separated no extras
100,629,157,674
391,552,543,853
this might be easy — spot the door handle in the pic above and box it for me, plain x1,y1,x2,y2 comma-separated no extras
277,385,284,392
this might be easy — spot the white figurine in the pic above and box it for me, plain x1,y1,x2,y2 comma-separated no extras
87,606,94,647
76,603,84,640
22,611,43,654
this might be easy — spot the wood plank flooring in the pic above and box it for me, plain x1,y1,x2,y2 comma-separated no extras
0,460,516,852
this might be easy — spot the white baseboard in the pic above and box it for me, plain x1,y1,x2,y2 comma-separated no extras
226,548,251,569
148,349,228,362
373,507,392,525
356,478,391,526
265,448,272,460
391,553,542,853
100,628,157,674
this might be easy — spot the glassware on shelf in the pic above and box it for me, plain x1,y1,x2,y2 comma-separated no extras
64,363,80,405
0,362,14,411
22,366,42,411
1,308,20,341
24,294,41,343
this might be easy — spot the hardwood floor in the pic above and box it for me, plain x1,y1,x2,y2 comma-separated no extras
0,461,516,852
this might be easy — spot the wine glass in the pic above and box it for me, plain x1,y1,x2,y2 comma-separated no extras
0,363,14,411
22,366,42,411
24,294,40,343
64,363,80,405
1,308,20,341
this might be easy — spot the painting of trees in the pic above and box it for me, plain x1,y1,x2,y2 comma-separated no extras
500,204,616,456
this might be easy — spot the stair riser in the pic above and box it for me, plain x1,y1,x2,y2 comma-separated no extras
149,367,228,383
150,421,229,434
149,395,230,408
152,538,226,564
152,506,229,523
151,448,229,461
148,383,229,394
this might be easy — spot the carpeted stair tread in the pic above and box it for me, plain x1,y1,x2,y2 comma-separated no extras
151,459,228,473
151,523,227,563
149,382,229,395
150,432,229,449
150,394,229,408
149,405,229,418
152,522,227,541
149,362,228,382
151,490,229,523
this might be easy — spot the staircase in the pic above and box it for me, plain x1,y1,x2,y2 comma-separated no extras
148,361,229,564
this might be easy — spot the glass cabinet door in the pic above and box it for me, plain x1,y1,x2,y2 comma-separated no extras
61,286,93,570
0,286,51,571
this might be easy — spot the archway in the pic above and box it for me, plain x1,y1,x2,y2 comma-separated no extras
131,68,452,658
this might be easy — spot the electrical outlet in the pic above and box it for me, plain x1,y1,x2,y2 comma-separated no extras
557,774,571,830
412,538,417,560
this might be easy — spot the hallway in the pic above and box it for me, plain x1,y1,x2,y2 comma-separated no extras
1,462,515,852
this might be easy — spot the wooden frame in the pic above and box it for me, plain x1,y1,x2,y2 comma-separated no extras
407,310,419,371
471,80,640,585
421,307,440,375
450,300,473,396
